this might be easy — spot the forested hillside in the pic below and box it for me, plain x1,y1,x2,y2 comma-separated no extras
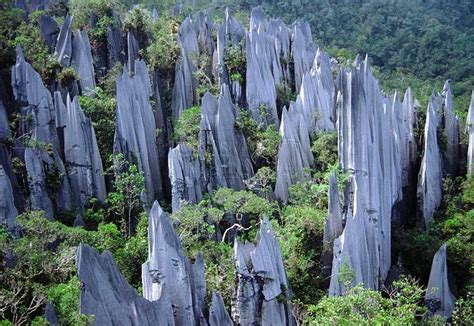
0,0,472,325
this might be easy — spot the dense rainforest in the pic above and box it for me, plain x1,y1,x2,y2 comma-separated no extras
0,0,472,325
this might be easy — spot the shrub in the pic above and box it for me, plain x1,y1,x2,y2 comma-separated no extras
57,67,79,86
311,131,338,173
173,106,202,153
69,0,116,29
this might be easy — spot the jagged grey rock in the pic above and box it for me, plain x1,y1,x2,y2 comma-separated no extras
246,8,279,125
323,171,343,249
127,31,139,74
293,49,335,134
39,15,58,49
77,243,175,326
199,86,254,191
44,302,59,326
330,56,405,295
59,94,106,208
114,60,163,203
54,14,73,66
274,104,313,203
12,46,72,216
0,100,10,139
24,148,55,219
292,22,316,91
399,88,417,187
168,144,203,213
417,94,443,228
233,217,295,325
442,81,460,176
209,292,232,326
0,165,18,235
72,30,96,93
467,91,474,175
425,244,456,319
141,201,196,325
106,24,125,69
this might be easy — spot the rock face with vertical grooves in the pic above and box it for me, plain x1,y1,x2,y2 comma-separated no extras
72,30,96,92
329,57,408,295
54,14,73,66
295,49,336,133
467,91,474,175
127,31,139,73
442,81,460,176
39,15,58,49
232,217,295,325
12,46,72,217
292,22,316,91
59,94,106,208
425,244,456,319
168,144,204,213
0,100,10,139
246,8,279,126
141,201,201,325
107,22,125,69
274,104,313,203
209,292,232,326
172,13,215,118
77,243,175,326
323,171,343,250
0,165,18,235
417,94,443,228
114,60,163,203
199,85,254,192
399,88,417,187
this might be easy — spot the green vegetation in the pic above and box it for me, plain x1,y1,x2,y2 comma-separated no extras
172,106,202,153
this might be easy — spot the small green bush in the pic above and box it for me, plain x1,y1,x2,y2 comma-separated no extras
173,106,202,153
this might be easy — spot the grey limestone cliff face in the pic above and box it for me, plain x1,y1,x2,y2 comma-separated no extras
274,104,313,203
293,49,336,135
329,57,409,295
72,29,96,93
168,144,204,213
323,170,343,250
54,14,73,66
58,93,106,209
141,201,204,325
0,165,18,235
12,46,72,218
199,85,254,192
127,31,139,74
0,100,10,139
417,94,444,228
425,244,456,319
39,15,58,49
442,81,460,176
291,22,316,92
399,88,418,187
232,217,295,325
77,243,175,326
467,91,474,175
172,13,215,119
209,292,233,326
114,60,163,203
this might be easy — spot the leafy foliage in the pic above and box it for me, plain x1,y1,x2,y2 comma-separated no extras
173,106,202,153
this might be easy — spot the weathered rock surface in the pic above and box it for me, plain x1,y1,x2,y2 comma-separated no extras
323,170,343,249
294,49,336,133
44,302,59,326
0,165,18,235
442,81,460,176
72,30,96,93
127,31,139,74
232,217,295,325
0,100,10,139
199,85,254,192
417,94,443,228
59,94,106,209
77,243,175,326
106,23,125,69
114,60,163,203
168,144,203,212
425,244,456,319
399,88,417,187
329,57,408,295
39,15,58,49
209,292,232,326
467,91,474,175
292,22,316,91
54,15,73,66
274,104,313,203
12,46,72,217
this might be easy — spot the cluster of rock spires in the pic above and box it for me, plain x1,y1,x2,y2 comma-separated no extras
76,202,294,325
1,4,469,323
